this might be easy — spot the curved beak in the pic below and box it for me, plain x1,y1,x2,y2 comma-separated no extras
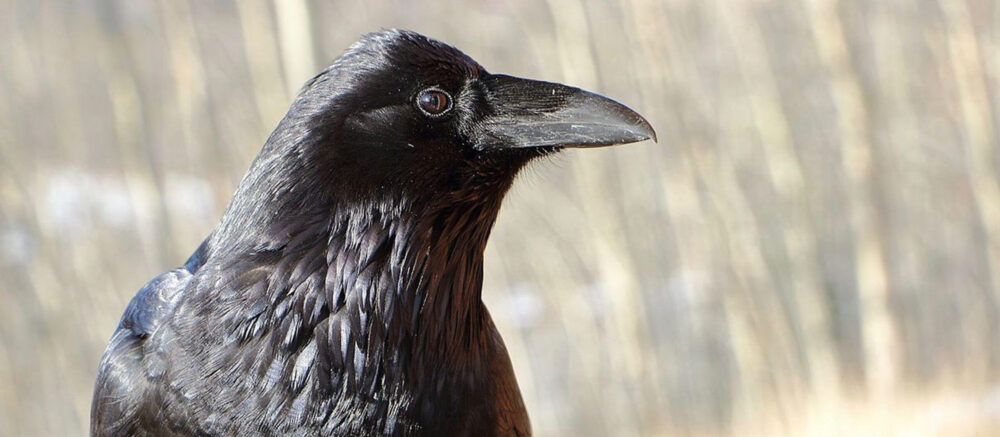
469,74,656,151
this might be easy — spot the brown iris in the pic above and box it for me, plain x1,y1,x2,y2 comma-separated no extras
416,88,452,116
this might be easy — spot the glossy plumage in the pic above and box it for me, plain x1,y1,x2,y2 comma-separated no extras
91,29,653,436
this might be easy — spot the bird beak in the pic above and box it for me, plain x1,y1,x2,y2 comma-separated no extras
469,74,657,151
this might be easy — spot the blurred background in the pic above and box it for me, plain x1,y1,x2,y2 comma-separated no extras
2,0,1000,435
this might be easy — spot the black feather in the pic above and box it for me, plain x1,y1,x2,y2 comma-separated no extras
92,28,654,437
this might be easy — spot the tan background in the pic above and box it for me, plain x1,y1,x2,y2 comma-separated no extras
3,0,1000,435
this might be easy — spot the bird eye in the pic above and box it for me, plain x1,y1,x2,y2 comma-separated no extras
416,88,452,116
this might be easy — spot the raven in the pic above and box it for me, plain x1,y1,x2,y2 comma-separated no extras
91,29,655,436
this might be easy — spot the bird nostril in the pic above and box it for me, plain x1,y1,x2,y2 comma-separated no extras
416,88,452,116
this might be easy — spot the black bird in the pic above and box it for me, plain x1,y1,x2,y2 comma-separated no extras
91,29,655,436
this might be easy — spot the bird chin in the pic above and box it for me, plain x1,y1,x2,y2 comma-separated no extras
531,145,563,156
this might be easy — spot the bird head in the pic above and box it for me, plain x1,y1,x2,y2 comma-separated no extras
265,29,656,207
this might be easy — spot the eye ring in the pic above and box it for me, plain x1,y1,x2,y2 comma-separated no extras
415,87,453,117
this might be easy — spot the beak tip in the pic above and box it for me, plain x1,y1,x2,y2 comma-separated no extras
636,116,657,144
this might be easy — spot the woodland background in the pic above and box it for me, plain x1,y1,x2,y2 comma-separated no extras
2,0,1000,435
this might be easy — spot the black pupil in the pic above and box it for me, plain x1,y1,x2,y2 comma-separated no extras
419,90,449,115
